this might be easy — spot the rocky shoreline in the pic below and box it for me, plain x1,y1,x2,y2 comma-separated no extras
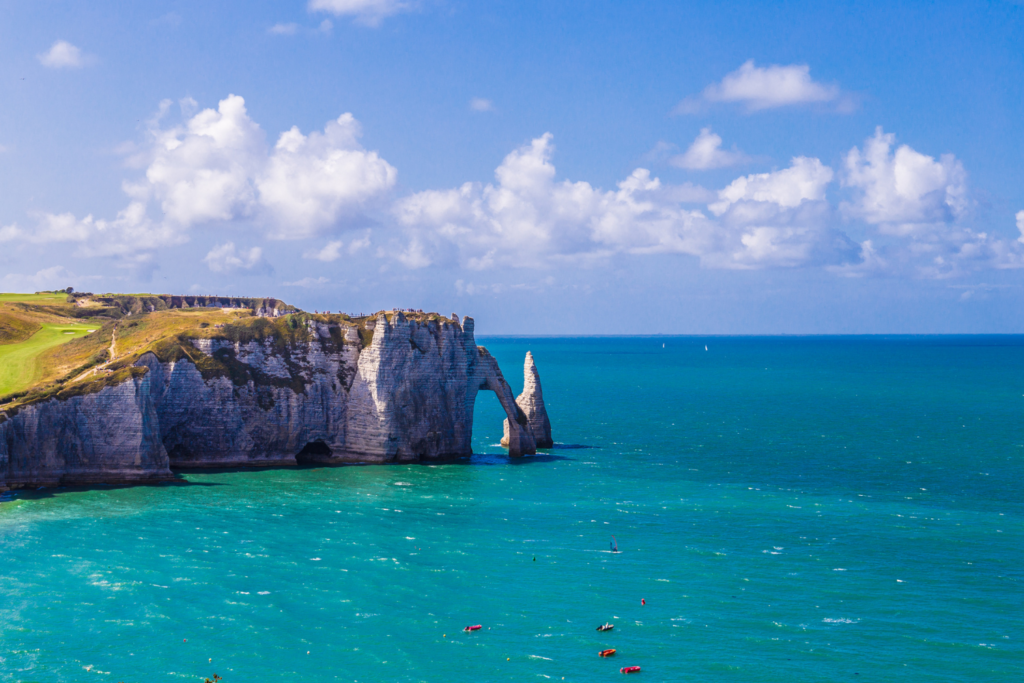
0,311,551,491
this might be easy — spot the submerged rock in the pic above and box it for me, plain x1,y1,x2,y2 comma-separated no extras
502,351,553,449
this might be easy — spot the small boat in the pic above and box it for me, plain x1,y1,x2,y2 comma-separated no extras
599,649,616,657
463,625,482,632
597,623,614,632
620,666,641,674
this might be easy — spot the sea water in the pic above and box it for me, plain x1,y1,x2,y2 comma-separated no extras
0,336,1021,682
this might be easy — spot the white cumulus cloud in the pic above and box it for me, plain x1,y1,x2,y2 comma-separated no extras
842,127,968,233
705,158,856,269
308,0,408,25
136,95,265,228
305,240,345,262
710,157,834,215
0,224,23,243
1016,211,1024,244
671,128,750,170
303,235,369,261
838,128,1024,276
258,113,396,239
17,202,184,260
38,40,92,69
676,60,842,113
203,242,269,273
9,94,395,262
0,266,77,292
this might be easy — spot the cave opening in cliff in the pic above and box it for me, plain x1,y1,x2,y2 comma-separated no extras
296,440,333,463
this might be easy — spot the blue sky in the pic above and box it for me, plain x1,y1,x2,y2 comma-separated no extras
1,0,1023,333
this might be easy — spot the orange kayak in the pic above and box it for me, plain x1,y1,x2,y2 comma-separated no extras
621,666,641,674
599,649,616,657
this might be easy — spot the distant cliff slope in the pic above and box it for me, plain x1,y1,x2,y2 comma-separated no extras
0,293,551,490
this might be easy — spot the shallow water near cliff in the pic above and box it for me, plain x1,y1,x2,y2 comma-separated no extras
1,335,1022,682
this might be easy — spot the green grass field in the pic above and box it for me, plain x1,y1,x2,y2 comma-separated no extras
0,290,350,411
0,293,67,303
0,323,100,396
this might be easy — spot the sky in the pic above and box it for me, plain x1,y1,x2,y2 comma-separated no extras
1,0,1023,334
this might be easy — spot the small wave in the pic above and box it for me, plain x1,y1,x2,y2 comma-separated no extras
258,591,270,595
823,618,858,624
529,655,553,660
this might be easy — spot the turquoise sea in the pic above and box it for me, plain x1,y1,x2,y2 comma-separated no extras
1,336,1022,682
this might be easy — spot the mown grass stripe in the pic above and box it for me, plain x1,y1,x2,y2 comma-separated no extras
0,323,100,396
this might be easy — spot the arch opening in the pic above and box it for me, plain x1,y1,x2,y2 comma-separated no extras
296,440,332,464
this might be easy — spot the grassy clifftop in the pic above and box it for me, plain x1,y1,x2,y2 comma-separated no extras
0,291,457,417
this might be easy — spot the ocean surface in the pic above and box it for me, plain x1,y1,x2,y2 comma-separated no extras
1,336,1022,682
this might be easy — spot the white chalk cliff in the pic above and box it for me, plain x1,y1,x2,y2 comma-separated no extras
502,351,553,449
0,312,541,490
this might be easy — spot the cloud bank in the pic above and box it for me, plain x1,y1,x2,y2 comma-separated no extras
6,92,1021,282
394,133,849,270
394,129,1024,276
6,95,396,262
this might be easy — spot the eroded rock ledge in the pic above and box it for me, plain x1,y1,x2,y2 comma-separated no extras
0,311,546,490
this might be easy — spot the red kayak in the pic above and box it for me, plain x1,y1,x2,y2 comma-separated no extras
620,666,641,674
464,625,482,632
599,649,616,657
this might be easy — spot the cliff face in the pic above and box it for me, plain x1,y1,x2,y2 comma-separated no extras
502,351,554,449
0,372,170,488
0,312,538,490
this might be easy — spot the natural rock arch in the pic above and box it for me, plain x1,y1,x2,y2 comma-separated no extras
467,349,537,457
0,309,549,489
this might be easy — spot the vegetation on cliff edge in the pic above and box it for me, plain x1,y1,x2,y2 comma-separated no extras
0,291,462,415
